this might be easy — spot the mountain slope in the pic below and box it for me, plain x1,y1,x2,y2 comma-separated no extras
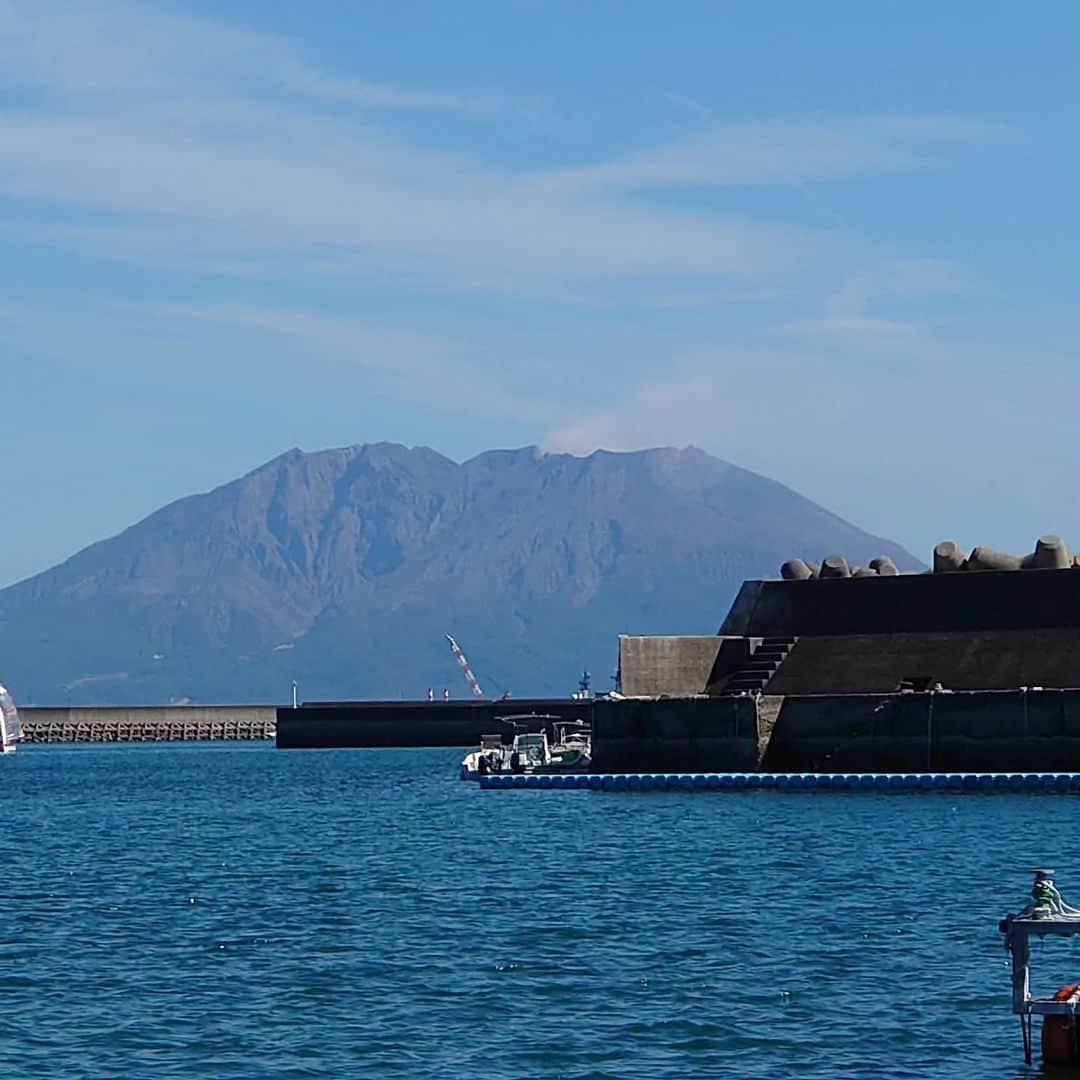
0,444,920,704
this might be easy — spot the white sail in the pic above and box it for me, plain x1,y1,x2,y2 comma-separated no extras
0,683,22,752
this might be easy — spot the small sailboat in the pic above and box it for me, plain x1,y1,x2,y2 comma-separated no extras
0,682,22,753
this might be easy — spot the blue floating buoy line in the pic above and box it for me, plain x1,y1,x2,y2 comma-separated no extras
477,772,1080,792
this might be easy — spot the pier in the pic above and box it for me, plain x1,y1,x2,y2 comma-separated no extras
22,706,277,743
275,699,591,749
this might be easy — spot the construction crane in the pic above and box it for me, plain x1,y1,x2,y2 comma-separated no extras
445,634,485,699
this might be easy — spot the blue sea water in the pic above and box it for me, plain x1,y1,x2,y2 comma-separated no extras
3,744,1076,1078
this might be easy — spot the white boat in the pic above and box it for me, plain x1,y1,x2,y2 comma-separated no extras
460,733,507,780
460,715,591,781
0,683,22,753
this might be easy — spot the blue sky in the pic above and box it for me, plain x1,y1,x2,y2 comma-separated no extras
2,0,1078,586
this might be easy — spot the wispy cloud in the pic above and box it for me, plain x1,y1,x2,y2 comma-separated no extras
659,91,713,123
0,104,826,300
532,116,1016,192
539,313,1080,561
778,258,978,341
0,2,1013,304
542,259,990,457
145,303,557,421
0,0,497,112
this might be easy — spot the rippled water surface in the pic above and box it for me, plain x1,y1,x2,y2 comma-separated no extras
4,743,1075,1077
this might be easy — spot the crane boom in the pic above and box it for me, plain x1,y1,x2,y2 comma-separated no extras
445,634,485,698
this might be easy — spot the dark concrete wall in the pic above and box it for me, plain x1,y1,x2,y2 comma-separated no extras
764,629,1080,695
276,689,1080,773
720,567,1080,638
591,696,758,772
591,689,1080,774
762,689,1080,773
276,699,593,749
618,635,724,697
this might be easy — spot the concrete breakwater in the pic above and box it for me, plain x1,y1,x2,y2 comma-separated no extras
590,555,1080,773
22,706,277,743
274,688,1080,775
275,699,592,749
590,689,1080,773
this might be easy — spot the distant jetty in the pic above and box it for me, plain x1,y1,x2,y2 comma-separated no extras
23,706,276,743
275,699,590,750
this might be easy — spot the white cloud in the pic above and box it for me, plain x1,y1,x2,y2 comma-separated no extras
775,258,978,342
144,303,558,422
543,254,987,456
539,313,1080,561
532,116,1015,193
536,252,1037,462
0,0,496,112
0,2,1013,304
0,100,820,293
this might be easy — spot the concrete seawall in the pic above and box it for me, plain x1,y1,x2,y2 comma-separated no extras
22,706,277,743
591,696,758,773
275,699,592,749
589,689,1080,773
762,689,1080,773
720,567,1080,638
27,689,1080,765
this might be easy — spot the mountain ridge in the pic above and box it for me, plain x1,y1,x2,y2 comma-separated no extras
0,443,920,704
